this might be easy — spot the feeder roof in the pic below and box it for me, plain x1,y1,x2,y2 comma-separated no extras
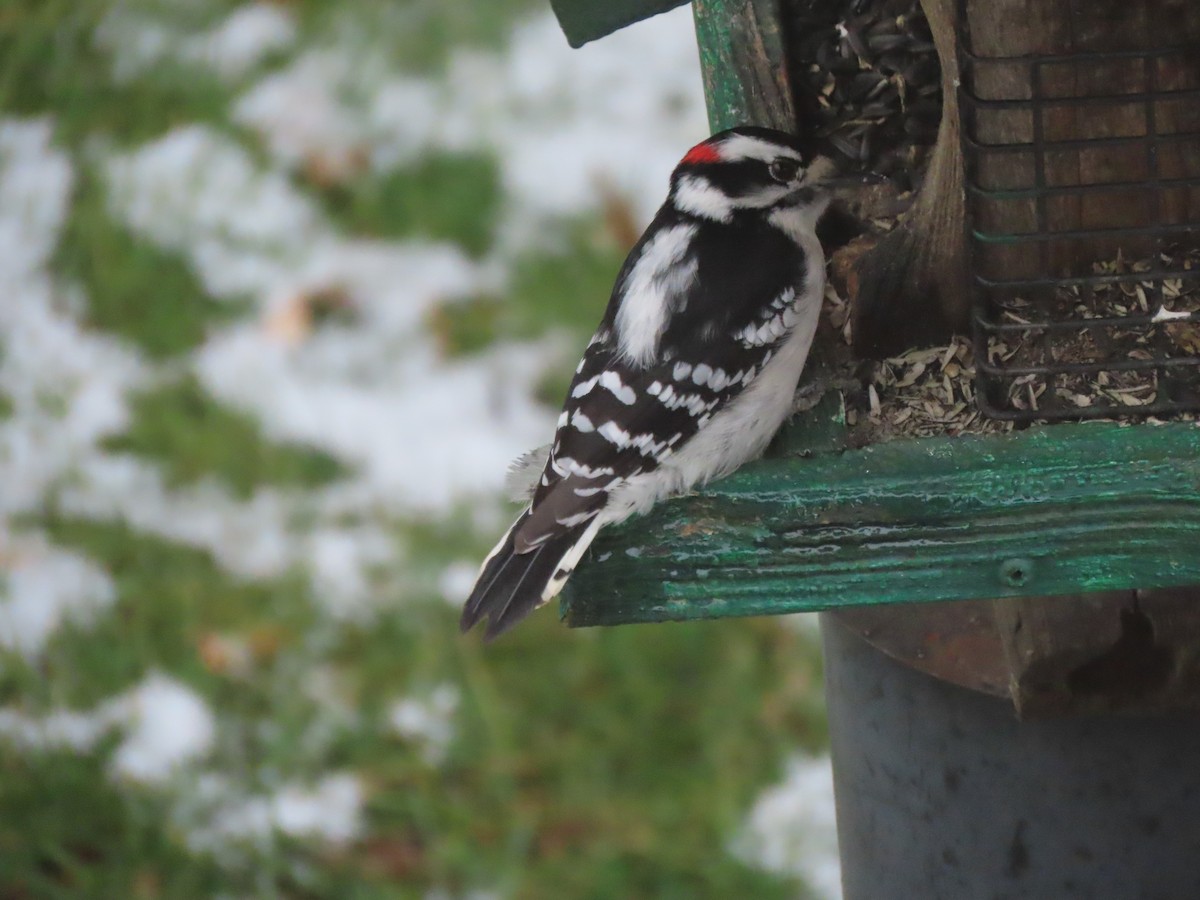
549,0,689,47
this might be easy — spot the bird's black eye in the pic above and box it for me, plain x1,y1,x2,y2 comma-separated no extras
768,158,801,184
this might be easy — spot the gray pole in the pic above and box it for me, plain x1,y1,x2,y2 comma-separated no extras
822,612,1200,900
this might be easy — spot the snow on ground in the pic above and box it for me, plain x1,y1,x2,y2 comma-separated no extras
105,125,329,303
0,673,215,783
0,529,116,657
732,754,843,900
436,560,479,606
96,1,298,83
389,683,461,765
0,2,839,886
109,674,218,783
178,772,364,855
234,7,708,226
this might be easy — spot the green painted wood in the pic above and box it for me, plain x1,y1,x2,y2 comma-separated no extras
692,0,795,131
549,0,689,47
561,421,1200,626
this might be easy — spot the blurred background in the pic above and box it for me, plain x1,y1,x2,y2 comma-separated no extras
0,1,837,896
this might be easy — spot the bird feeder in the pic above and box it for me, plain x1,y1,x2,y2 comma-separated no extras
549,0,1200,896
550,0,1200,628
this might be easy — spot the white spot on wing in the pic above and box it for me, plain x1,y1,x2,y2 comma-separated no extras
597,421,631,448
554,456,615,479
598,370,636,404
571,375,598,398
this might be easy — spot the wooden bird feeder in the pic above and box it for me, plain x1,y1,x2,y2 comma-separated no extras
551,0,1200,632
549,0,1200,895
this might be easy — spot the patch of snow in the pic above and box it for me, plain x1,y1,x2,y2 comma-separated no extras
0,529,116,657
234,50,388,175
110,674,217,784
732,754,843,900
305,525,397,619
0,704,121,753
448,9,708,224
187,3,298,80
179,772,363,853
437,560,479,606
235,6,708,224
96,2,298,83
0,672,215,785
60,454,296,579
0,296,147,518
59,454,406,619
93,7,177,83
273,774,363,843
105,126,328,302
389,683,460,765
103,124,553,515
194,324,555,514
0,118,148,518
0,118,74,277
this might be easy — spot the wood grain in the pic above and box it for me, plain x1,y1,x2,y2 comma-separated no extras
561,420,1200,626
692,0,795,132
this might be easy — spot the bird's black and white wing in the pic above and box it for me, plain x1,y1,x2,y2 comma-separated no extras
461,208,815,638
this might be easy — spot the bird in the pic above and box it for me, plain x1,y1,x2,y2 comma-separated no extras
462,125,841,639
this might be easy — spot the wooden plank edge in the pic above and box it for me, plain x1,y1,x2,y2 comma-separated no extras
561,420,1200,626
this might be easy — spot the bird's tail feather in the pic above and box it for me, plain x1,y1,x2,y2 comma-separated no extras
460,514,600,640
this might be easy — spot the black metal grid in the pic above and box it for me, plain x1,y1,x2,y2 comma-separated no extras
957,14,1200,422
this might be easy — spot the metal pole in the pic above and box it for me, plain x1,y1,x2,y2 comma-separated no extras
822,612,1200,900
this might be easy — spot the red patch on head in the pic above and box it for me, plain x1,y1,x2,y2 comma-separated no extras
681,142,722,165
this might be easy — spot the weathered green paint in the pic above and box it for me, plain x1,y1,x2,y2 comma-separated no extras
561,421,1200,627
549,0,689,47
692,0,795,131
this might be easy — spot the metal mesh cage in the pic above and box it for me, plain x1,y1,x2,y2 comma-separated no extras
958,11,1200,422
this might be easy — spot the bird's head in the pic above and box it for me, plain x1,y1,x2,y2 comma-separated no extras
668,126,850,223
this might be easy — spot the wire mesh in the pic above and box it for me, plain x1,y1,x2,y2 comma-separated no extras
957,11,1200,422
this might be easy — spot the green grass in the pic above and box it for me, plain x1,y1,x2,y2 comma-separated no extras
10,516,320,709
329,607,824,899
0,1,834,897
290,0,544,75
0,0,245,151
2,513,826,898
0,750,226,900
310,152,503,258
54,171,245,360
103,376,345,499
430,216,628,403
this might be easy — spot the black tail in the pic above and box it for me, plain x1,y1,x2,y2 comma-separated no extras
460,516,591,640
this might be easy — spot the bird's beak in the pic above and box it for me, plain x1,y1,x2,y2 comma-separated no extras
822,172,888,189
804,156,886,191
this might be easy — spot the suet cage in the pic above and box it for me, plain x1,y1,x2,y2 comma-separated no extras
959,13,1200,422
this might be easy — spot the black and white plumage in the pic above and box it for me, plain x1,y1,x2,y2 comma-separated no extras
462,126,835,639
